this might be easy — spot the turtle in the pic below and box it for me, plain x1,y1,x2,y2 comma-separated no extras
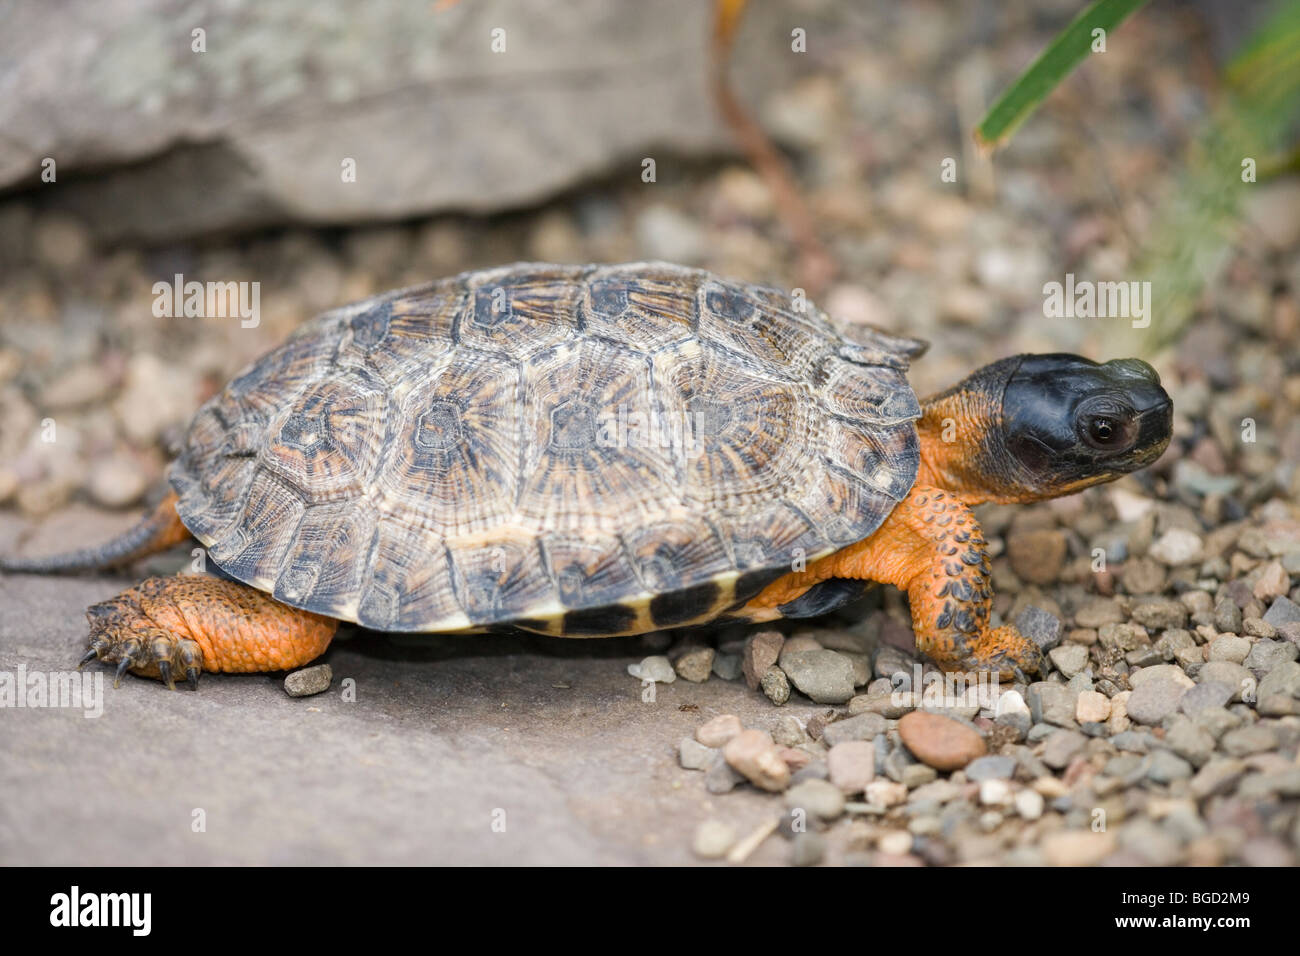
1,262,1173,690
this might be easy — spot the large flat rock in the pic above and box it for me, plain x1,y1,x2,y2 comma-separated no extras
0,512,803,865
0,0,794,242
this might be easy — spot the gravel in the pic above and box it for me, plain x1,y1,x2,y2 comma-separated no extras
1221,725,1278,757
1041,730,1088,769
1075,690,1111,723
772,715,806,747
1164,719,1216,767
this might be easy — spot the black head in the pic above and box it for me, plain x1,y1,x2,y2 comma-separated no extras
992,353,1172,499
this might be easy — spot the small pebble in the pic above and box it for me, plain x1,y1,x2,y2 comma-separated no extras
897,711,986,770
779,649,857,704
1042,830,1116,866
965,755,1016,781
723,729,791,792
704,754,745,794
784,778,846,820
696,714,743,747
821,712,888,747
679,737,714,770
1075,690,1111,723
790,831,826,866
1149,528,1204,565
760,666,791,705
692,820,736,859
1015,789,1045,820
284,664,332,697
1179,681,1234,716
772,715,806,747
1207,635,1250,664
827,740,876,793
672,645,715,683
978,778,1013,806
628,655,675,683
1125,679,1187,725
711,652,743,681
878,830,913,855
742,631,784,690
1016,605,1063,652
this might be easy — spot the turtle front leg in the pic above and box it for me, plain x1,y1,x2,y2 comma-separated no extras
872,486,1044,681
82,576,337,689
742,484,1043,681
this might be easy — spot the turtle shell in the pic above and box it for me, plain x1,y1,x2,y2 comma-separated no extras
169,262,925,635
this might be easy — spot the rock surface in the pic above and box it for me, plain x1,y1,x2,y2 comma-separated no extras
0,0,796,242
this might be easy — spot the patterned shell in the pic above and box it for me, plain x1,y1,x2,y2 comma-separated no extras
170,262,925,635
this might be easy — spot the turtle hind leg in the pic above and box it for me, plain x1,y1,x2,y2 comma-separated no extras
83,575,338,689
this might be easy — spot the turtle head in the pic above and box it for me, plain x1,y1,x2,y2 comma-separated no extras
916,353,1172,504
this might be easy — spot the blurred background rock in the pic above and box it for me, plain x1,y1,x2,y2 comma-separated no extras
0,0,1295,520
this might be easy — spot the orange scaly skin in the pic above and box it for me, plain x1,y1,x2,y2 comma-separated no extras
84,575,337,687
741,484,1041,678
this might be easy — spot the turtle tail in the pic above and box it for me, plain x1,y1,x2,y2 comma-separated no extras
0,491,191,574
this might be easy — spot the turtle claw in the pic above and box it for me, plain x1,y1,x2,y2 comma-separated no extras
80,596,208,690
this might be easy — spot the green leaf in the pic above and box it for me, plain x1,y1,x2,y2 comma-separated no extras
975,0,1150,151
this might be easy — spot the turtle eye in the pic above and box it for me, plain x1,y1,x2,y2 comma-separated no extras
1077,398,1137,450
1088,416,1117,445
